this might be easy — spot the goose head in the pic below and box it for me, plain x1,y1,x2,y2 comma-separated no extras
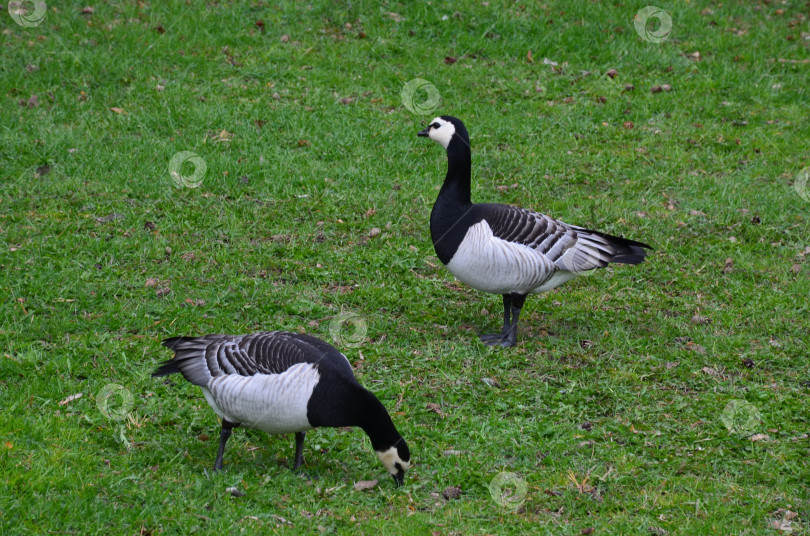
417,116,468,150
376,440,411,486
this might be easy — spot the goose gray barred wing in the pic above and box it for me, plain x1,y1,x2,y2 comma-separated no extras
476,203,651,274
154,331,346,387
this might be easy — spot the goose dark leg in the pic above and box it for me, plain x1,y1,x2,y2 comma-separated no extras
214,419,239,471
292,432,306,470
482,293,527,348
501,294,527,347
480,294,512,342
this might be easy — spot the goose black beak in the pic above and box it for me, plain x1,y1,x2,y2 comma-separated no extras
417,127,430,137
393,472,405,487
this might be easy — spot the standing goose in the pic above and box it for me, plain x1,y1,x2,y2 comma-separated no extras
418,116,652,347
153,331,411,486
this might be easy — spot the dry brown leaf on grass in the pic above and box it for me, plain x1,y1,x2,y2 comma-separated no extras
109,107,125,114
691,314,711,325
212,129,233,142
426,403,446,417
19,95,38,107
687,342,707,355
701,366,720,377
59,393,83,406
353,479,378,491
772,58,810,64
95,213,124,223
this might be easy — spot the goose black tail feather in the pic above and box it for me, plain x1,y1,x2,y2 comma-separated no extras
152,336,203,377
161,336,199,351
152,359,180,377
590,230,653,266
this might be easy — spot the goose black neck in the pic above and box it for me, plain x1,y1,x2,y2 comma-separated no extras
355,388,403,451
439,135,472,206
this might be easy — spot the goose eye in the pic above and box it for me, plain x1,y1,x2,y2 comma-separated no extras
431,122,440,129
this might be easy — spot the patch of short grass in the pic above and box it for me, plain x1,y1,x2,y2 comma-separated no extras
1,1,809,534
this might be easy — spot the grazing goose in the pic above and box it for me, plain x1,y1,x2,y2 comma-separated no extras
418,116,652,347
153,331,411,486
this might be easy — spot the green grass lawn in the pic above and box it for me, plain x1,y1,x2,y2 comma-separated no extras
2,0,809,534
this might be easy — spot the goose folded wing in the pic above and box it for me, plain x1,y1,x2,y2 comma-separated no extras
157,332,327,386
475,204,629,274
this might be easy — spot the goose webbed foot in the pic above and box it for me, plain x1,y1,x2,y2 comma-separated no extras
479,333,506,342
480,332,517,348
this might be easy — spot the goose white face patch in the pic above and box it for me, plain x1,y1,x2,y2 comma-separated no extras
427,117,456,149
376,446,411,477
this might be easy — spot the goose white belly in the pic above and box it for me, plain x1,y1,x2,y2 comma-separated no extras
201,362,320,434
446,220,569,295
